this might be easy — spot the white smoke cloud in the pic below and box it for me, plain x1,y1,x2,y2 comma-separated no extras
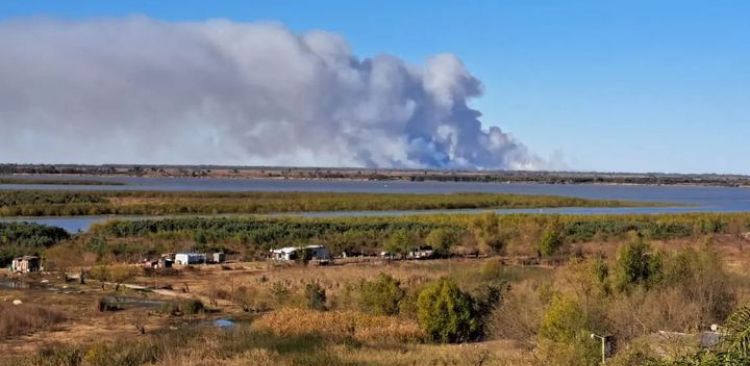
0,16,545,170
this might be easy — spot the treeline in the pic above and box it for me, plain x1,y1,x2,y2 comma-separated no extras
0,190,647,217
4,163,750,187
74,212,750,262
0,177,124,186
0,222,70,266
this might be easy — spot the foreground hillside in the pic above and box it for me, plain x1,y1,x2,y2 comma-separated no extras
3,212,750,365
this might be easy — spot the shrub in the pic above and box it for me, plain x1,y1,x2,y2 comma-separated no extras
614,238,663,291
358,273,405,316
416,278,481,343
538,295,602,366
269,280,291,307
159,299,205,315
662,245,735,325
304,282,327,311
384,230,410,256
539,228,563,256
424,228,458,256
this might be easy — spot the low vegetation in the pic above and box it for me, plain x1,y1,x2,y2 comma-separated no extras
0,190,655,217
0,303,67,338
0,222,69,266
45,212,750,264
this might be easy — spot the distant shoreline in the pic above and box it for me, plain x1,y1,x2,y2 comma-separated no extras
1,164,749,188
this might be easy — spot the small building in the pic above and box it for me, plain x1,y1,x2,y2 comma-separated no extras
212,252,226,263
11,256,41,274
270,245,331,262
158,257,173,268
174,252,206,265
143,257,174,269
407,246,435,260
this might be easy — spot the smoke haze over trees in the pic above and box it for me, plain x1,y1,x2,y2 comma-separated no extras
0,17,545,170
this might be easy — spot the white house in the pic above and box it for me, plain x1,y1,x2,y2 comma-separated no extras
174,252,206,265
270,245,331,262
11,256,41,273
407,246,435,260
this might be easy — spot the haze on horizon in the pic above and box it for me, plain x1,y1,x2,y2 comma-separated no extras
0,1,748,175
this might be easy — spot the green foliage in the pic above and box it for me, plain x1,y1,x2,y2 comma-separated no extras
358,273,405,315
384,229,411,255
662,246,735,323
539,227,563,256
538,295,602,365
615,237,663,291
0,222,69,266
0,190,642,217
64,212,750,265
470,212,504,254
417,278,481,343
424,228,458,256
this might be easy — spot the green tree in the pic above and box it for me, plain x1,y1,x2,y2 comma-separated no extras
384,230,410,256
425,228,457,256
417,278,481,343
538,295,602,366
470,213,504,254
615,238,663,291
359,273,405,315
539,228,563,256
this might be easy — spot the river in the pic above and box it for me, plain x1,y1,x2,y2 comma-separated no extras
2,175,750,232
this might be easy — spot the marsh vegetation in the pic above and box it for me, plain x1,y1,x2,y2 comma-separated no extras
0,190,656,217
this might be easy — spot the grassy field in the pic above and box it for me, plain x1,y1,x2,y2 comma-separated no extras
0,190,659,217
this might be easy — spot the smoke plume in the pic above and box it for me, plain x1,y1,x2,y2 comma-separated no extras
0,17,543,169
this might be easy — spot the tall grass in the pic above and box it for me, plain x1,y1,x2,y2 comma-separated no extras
251,308,424,344
0,303,67,338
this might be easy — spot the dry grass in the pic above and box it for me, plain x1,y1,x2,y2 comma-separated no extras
152,341,534,366
0,302,67,338
251,308,425,344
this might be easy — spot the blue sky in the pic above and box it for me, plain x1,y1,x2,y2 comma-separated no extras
1,1,748,174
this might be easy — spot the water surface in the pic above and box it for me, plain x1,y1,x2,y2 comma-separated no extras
3,175,750,232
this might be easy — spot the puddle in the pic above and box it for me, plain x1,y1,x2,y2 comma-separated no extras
213,318,236,328
0,279,33,289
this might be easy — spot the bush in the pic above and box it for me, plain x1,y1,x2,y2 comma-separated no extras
424,228,458,256
416,278,481,343
614,238,663,291
539,228,563,256
538,295,602,366
358,273,405,316
159,299,205,315
304,282,327,311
